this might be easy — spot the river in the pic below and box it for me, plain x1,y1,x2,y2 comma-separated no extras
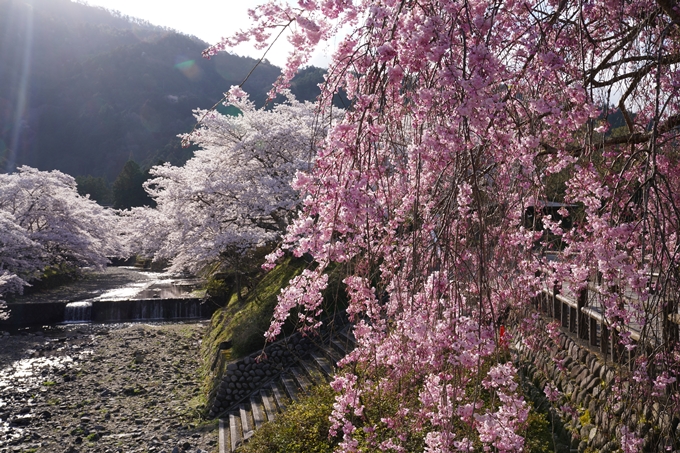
0,268,217,453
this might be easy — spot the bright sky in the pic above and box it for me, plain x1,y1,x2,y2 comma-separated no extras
77,0,334,68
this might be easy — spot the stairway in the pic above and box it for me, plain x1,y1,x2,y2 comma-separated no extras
218,328,355,453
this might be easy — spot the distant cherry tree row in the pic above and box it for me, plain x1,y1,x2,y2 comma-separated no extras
0,166,124,317
0,93,327,318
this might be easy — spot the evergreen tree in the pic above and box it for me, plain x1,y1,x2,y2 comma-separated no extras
112,161,154,209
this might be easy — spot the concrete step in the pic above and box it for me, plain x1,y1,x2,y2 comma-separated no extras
219,418,228,453
229,412,242,452
250,396,265,430
320,343,342,364
271,381,289,412
300,357,326,383
338,328,356,346
290,366,313,391
218,325,355,452
240,405,254,440
309,350,335,377
260,388,277,422
280,372,300,402
331,339,349,355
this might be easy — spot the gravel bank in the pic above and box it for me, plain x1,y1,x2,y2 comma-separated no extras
0,322,216,453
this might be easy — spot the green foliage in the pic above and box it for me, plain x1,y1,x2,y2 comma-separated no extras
228,256,307,357
12,263,80,296
199,254,352,417
579,409,591,426
524,408,555,453
199,257,306,403
204,275,232,303
237,384,339,453
75,175,112,205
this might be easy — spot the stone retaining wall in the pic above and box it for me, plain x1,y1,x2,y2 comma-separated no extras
516,331,679,452
207,332,316,418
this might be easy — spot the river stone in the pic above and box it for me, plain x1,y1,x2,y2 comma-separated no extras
576,368,590,385
133,351,145,364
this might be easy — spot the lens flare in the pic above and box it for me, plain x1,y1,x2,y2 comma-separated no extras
174,56,202,80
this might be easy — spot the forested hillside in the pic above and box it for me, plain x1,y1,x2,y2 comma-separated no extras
0,0,325,180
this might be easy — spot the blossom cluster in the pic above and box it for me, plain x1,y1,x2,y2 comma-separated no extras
0,167,123,313
122,91,337,274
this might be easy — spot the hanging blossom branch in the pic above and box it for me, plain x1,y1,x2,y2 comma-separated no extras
213,0,680,451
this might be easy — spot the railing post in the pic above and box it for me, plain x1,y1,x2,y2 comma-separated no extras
553,281,561,321
663,297,678,348
609,285,623,363
611,327,621,363
589,316,598,346
534,270,542,311
577,288,588,340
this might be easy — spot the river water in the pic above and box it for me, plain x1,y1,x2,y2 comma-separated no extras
15,267,204,305
4,267,208,327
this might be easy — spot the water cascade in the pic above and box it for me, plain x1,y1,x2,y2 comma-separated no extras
64,301,93,323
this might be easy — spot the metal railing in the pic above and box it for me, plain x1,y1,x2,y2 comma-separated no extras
535,276,679,365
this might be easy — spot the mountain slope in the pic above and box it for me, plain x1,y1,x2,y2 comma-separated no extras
0,0,318,180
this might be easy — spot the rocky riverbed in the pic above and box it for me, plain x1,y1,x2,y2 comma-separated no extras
0,322,217,453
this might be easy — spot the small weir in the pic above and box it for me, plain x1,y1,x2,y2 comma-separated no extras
62,299,208,324
90,298,208,323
